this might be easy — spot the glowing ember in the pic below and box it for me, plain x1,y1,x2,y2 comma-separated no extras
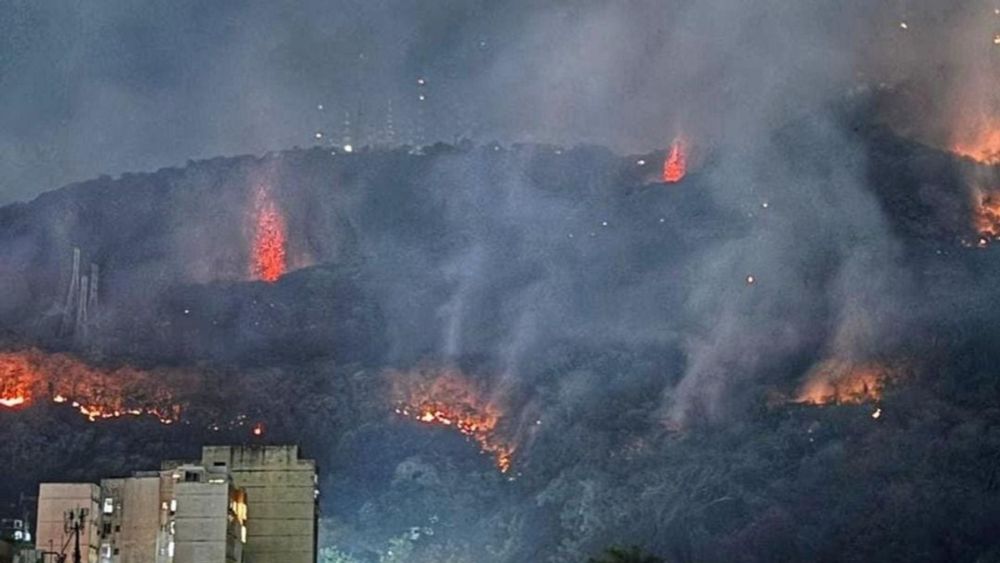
662,137,688,183
252,422,265,436
391,367,515,473
795,360,895,405
0,349,184,424
251,187,287,283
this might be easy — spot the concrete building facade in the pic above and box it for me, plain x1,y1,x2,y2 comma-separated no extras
35,483,101,563
200,446,317,563
33,444,312,563
98,473,164,563
164,465,245,563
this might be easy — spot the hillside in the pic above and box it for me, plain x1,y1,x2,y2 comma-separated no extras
1,109,1000,562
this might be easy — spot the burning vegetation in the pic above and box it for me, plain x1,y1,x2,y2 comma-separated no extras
251,186,288,283
391,367,515,473
971,189,1000,246
953,127,1000,165
0,349,184,423
662,137,688,183
794,360,896,405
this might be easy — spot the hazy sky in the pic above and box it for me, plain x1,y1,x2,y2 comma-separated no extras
0,0,991,203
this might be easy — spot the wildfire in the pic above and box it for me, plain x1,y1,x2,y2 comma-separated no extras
0,349,184,423
0,396,26,408
971,190,1000,245
662,136,688,183
391,367,515,473
0,358,31,409
953,127,1000,164
794,360,895,405
251,187,287,283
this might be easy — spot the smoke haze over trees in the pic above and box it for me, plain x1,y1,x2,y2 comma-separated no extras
2,0,1000,561
1,0,995,201
1,107,1000,560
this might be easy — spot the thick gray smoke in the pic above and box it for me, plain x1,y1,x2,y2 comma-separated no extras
3,1,1000,561
3,0,995,202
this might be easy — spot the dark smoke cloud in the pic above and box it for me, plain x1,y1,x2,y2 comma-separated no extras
3,0,994,203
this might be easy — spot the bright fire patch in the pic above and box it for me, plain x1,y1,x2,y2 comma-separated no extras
795,360,894,405
0,396,26,408
251,187,287,283
662,137,688,183
953,127,1000,164
972,190,1000,245
391,367,515,473
0,349,183,423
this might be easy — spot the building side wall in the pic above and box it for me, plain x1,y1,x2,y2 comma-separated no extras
201,446,316,563
35,484,100,563
172,481,230,563
120,477,161,563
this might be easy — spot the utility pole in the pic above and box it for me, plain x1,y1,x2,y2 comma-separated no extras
62,507,87,563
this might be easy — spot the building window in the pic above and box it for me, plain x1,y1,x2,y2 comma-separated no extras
103,498,114,514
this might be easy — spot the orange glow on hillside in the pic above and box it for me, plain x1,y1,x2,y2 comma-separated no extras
662,137,688,183
972,190,1000,245
251,187,287,283
795,360,895,405
0,349,184,423
953,126,1000,164
391,367,515,473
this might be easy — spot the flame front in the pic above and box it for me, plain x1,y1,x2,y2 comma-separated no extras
953,126,1000,165
972,190,1000,245
795,360,894,405
0,349,183,423
0,396,26,408
662,137,688,183
251,187,287,283
0,356,31,408
391,368,514,473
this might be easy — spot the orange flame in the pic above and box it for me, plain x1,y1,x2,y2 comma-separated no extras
251,187,287,283
953,127,1000,165
662,137,688,183
971,190,1000,246
391,367,514,473
794,360,894,405
0,349,184,423
0,352,36,409
251,422,265,436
